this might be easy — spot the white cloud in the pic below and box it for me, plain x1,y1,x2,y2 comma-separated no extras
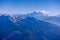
39,10,55,16
40,10,49,14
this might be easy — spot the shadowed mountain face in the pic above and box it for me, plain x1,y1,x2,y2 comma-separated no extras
0,14,60,40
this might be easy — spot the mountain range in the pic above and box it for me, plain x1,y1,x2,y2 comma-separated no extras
0,12,60,40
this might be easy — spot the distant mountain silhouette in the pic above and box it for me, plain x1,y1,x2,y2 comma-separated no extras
26,11,60,26
0,14,60,40
45,16,60,26
26,11,47,20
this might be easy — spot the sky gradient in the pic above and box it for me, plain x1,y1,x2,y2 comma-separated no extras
0,0,60,16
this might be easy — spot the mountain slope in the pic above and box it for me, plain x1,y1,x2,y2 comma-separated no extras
0,15,60,40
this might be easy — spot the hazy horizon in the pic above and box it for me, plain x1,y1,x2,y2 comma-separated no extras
0,0,60,16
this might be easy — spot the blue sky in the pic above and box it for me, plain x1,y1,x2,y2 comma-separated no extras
0,0,60,16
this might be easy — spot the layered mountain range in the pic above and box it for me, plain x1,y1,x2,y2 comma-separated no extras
0,11,60,40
